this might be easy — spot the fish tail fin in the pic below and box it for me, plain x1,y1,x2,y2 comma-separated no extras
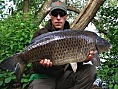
0,55,18,71
0,54,26,82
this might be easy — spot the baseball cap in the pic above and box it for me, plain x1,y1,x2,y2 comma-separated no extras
50,1,67,13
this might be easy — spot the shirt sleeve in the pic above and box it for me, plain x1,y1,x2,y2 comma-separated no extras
32,28,48,40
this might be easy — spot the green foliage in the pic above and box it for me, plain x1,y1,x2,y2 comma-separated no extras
0,12,38,88
97,5,118,89
0,0,117,89
0,71,16,89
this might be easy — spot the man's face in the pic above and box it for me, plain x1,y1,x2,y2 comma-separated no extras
49,9,68,30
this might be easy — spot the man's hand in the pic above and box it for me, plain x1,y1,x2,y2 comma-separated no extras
85,50,95,62
39,59,52,67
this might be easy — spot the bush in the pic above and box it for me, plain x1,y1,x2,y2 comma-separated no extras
97,6,118,89
0,12,38,88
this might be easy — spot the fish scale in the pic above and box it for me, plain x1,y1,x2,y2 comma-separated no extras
22,32,95,65
0,29,112,83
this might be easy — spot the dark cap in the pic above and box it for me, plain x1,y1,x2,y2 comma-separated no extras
50,1,67,13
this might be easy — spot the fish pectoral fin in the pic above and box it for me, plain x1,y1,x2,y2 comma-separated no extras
15,62,26,83
64,64,69,71
70,62,77,72
91,51,100,66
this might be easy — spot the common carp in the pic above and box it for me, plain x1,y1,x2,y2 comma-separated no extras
0,29,112,82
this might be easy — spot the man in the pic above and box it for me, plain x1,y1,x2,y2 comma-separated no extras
28,1,97,89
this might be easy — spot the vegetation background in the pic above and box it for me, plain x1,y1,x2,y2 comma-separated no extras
0,0,117,89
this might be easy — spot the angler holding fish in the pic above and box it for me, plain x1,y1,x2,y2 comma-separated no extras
0,1,112,89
